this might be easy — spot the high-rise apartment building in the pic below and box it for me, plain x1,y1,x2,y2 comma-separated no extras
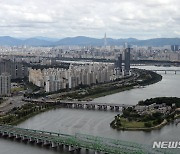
0,59,28,79
0,73,11,96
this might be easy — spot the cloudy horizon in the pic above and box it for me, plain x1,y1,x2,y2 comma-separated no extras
0,0,180,39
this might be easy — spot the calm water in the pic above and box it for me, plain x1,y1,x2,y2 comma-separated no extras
0,66,180,154
94,66,180,105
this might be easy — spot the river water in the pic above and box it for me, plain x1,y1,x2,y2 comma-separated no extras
0,66,180,154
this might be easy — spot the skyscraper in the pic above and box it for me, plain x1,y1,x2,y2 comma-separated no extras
124,48,131,73
104,33,107,48
0,73,11,96
114,54,122,77
117,54,122,71
171,45,179,51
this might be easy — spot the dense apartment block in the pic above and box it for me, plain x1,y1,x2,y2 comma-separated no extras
29,63,116,92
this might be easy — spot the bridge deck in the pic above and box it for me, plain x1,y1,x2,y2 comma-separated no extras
61,101,132,107
0,125,169,154
24,99,133,108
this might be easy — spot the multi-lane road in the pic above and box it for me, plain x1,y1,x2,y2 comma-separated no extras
0,95,27,115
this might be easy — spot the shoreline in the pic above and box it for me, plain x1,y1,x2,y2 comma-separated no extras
0,70,163,126
0,103,57,126
11,107,55,126
65,69,163,101
110,97,180,131
114,114,180,131
82,86,134,100
116,120,168,131
89,70,162,100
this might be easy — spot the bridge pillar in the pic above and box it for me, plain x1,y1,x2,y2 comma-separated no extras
2,132,8,137
115,106,119,111
175,71,177,74
8,133,14,138
51,142,57,148
68,145,75,152
74,104,78,109
15,134,21,139
165,71,167,74
87,104,90,109
98,105,102,110
85,104,87,109
43,140,50,146
29,137,35,143
92,105,95,110
58,143,64,149
22,136,28,141
110,106,114,110
36,139,42,144
79,104,83,109
103,105,107,110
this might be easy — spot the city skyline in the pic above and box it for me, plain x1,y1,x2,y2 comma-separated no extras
0,0,180,39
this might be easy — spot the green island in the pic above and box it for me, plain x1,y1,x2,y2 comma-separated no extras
110,97,180,131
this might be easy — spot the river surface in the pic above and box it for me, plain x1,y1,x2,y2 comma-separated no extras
0,66,180,154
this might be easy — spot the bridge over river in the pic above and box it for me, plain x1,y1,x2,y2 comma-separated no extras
24,99,133,111
0,125,171,154
150,69,180,74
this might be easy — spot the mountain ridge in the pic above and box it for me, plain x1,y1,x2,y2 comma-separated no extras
0,36,179,46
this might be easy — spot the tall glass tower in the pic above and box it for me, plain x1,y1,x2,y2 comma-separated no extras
125,48,131,72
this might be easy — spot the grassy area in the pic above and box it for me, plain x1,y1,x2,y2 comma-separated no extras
11,87,24,93
120,118,145,128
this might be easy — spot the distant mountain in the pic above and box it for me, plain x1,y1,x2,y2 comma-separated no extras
0,36,22,46
23,38,52,46
32,36,60,42
52,36,180,46
0,36,179,46
0,36,53,46
54,36,102,46
133,38,180,46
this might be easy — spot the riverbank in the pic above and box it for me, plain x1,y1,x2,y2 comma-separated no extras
111,118,168,131
0,69,163,126
0,103,56,126
58,69,162,101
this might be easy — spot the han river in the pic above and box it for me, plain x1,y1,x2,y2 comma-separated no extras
0,66,180,154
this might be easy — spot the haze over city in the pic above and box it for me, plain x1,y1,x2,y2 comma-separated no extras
0,0,180,39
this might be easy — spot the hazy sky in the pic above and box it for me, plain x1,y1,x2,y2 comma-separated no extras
0,0,180,39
